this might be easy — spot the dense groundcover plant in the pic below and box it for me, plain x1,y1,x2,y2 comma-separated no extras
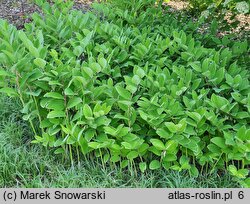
0,0,249,186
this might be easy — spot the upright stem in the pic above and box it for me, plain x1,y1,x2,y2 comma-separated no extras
69,144,74,167
76,145,80,166
29,88,44,133
99,148,105,170
242,159,245,169
15,71,37,136
210,153,222,174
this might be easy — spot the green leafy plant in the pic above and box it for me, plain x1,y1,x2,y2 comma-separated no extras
0,0,249,186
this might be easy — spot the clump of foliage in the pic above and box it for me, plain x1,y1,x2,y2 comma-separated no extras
0,0,249,186
186,0,249,14
181,0,249,44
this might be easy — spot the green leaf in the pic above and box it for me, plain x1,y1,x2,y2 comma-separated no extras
110,154,120,163
121,160,129,168
139,162,147,173
78,136,89,154
188,62,201,72
103,154,110,163
121,142,132,149
117,50,128,63
163,154,177,162
88,142,100,149
186,112,202,123
54,138,64,147
90,62,102,73
104,126,117,136
115,85,131,99
127,151,138,160
164,118,187,133
0,87,18,96
156,128,172,139
165,140,178,152
73,46,83,57
47,111,66,118
98,57,107,69
228,165,237,175
81,31,93,48
211,137,227,149
149,160,161,170
150,139,165,150
34,58,46,68
44,92,64,100
0,69,13,77
211,94,229,109
78,137,88,154
67,97,82,109
132,75,141,85
134,67,145,78
237,169,249,178
224,131,235,146
83,67,93,78
25,89,42,97
190,165,199,177
64,87,75,96
83,104,93,118
41,98,65,110
54,148,65,154
18,30,39,58
236,126,248,141
165,122,177,133
85,129,95,142
180,155,189,166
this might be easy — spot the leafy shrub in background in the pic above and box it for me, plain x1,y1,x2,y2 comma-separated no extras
187,0,212,12
0,0,249,186
186,0,249,14
183,0,249,42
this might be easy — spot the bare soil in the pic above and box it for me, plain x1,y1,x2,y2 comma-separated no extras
0,0,92,28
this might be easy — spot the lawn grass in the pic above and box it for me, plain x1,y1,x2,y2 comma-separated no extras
0,94,240,188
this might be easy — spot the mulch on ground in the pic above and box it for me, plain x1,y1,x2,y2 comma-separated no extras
0,0,93,29
0,0,40,28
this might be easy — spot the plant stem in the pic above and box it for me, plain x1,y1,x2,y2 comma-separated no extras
15,71,38,136
69,145,74,167
99,148,105,170
76,145,80,166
